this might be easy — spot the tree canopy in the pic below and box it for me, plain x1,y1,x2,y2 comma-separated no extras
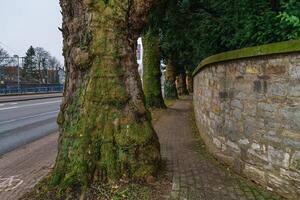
22,46,62,83
155,0,300,73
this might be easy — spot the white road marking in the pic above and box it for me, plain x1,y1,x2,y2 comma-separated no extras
0,110,59,125
0,100,61,111
0,176,23,192
8,103,18,105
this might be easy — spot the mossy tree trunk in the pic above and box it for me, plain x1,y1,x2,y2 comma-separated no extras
142,31,166,108
163,60,178,99
51,0,161,192
186,71,193,93
177,72,189,96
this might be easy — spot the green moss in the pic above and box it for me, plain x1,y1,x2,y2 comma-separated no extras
142,32,166,109
115,121,155,146
176,73,189,96
293,159,300,170
164,60,178,99
49,1,161,194
164,80,178,99
186,71,193,93
193,39,300,76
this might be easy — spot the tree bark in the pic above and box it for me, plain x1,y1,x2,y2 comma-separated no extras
142,31,166,108
186,71,193,93
51,0,161,191
176,72,189,96
163,59,178,99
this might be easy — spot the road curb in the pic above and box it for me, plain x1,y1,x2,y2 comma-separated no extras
0,94,63,103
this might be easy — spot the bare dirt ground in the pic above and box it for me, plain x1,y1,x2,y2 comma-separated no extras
0,133,58,200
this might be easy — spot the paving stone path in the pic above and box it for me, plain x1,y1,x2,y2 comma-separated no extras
155,96,283,200
0,96,284,200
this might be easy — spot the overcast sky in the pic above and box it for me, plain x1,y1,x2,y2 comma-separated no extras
0,0,63,63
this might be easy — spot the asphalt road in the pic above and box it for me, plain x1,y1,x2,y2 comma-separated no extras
0,97,61,155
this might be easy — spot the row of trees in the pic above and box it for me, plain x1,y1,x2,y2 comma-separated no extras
0,48,10,67
28,0,300,198
0,46,62,84
22,46,62,84
142,0,300,107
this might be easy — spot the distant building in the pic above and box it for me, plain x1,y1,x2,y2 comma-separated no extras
58,68,65,84
0,65,63,87
39,69,60,84
0,66,18,83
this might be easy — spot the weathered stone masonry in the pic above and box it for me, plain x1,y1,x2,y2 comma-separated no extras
193,40,300,199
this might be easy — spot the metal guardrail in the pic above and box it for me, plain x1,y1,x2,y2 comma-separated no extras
0,85,64,95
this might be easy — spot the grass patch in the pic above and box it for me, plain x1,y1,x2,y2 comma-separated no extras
164,99,176,107
21,160,171,200
22,179,151,200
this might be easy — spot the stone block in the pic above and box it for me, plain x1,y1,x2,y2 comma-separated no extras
288,81,300,97
280,168,300,183
253,80,262,93
235,91,248,100
283,153,291,169
257,102,277,113
244,101,257,117
281,107,300,131
213,138,222,149
247,149,269,165
239,138,250,145
255,80,268,94
267,81,288,97
251,143,261,150
289,65,300,80
263,131,281,144
244,118,257,137
231,100,243,110
224,122,237,142
267,146,285,167
246,66,259,74
267,173,289,189
226,140,240,153
243,164,265,183
265,64,286,75
283,138,300,149
291,151,300,171
233,109,242,121
212,104,221,114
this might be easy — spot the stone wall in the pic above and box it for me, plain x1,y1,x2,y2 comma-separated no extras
193,42,300,199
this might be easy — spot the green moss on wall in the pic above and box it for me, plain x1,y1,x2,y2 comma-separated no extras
193,39,300,77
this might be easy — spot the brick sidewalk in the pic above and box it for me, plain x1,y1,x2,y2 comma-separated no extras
0,97,284,200
154,96,282,200
0,133,58,200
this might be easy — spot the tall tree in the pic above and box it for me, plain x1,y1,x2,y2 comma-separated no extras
142,1,167,108
48,57,62,84
164,59,178,99
176,72,189,96
159,0,300,78
186,70,193,93
34,47,51,83
50,0,161,193
0,48,10,81
0,48,10,67
142,30,166,108
22,46,38,81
